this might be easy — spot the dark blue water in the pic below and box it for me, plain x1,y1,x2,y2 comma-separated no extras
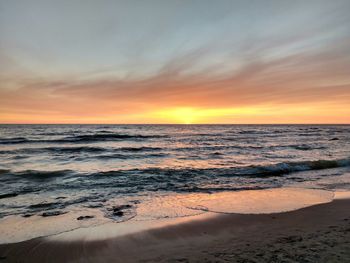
0,124,349,218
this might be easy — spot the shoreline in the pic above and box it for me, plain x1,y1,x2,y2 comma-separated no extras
1,197,350,262
0,187,337,244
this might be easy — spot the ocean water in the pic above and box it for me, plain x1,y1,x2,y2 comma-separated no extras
0,124,349,220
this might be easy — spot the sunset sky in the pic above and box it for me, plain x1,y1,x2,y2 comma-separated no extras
0,0,349,124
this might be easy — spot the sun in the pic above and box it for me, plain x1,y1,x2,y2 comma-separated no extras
157,107,198,124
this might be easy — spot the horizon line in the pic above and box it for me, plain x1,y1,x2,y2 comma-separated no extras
0,123,349,125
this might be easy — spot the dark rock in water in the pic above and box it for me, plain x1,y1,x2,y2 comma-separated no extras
77,215,94,220
41,211,67,217
111,204,132,212
55,196,66,200
106,204,133,218
0,193,18,199
113,211,124,217
22,213,34,218
107,205,132,213
330,138,339,141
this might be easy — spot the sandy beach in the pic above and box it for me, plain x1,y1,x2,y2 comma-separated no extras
1,193,349,263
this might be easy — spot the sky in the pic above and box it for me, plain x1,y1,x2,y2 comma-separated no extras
0,0,349,124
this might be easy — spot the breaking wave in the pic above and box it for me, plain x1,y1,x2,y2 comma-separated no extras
3,158,348,182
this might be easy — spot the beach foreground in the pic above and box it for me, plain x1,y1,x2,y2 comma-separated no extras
1,197,350,263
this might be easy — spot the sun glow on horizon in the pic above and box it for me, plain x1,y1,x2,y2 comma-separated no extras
0,103,349,124
153,107,262,124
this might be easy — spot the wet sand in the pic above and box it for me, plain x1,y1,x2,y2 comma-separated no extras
1,198,350,263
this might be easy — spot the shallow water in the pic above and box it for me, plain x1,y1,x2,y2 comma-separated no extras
0,124,349,220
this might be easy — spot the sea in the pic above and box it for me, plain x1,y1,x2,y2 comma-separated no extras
0,124,349,221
